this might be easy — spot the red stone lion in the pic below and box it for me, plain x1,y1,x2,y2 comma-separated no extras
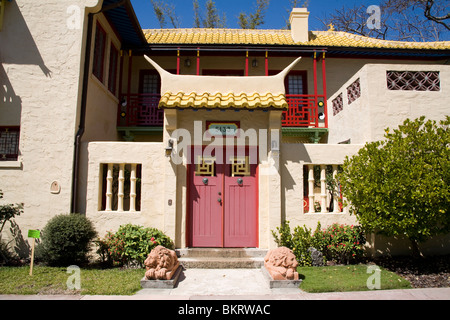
144,245,180,280
264,247,299,280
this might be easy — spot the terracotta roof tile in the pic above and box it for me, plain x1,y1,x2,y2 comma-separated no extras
143,28,450,50
159,91,288,110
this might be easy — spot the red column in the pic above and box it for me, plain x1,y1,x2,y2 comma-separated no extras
196,49,200,76
322,51,328,128
177,49,180,75
265,51,269,76
245,51,249,76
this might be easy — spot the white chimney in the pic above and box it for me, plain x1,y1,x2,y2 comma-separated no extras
290,8,310,43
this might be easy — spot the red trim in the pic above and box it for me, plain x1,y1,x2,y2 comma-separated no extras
313,53,318,97
322,51,328,128
245,51,249,76
177,49,180,75
196,49,200,76
265,51,269,76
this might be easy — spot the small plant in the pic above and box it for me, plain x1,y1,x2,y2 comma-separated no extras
97,224,174,267
0,190,23,264
36,214,97,266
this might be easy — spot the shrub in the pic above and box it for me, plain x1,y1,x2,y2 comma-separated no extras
97,224,174,267
272,221,366,265
314,223,366,264
37,214,97,266
272,221,321,266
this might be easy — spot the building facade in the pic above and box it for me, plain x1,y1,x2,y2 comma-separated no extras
1,0,449,257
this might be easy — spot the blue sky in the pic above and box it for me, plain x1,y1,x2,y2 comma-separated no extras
130,0,380,30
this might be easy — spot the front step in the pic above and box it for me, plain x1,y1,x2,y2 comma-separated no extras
176,248,267,269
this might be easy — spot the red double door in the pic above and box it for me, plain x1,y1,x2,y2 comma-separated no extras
188,146,258,248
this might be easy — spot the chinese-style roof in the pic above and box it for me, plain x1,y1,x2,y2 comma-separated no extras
159,91,288,110
143,28,450,50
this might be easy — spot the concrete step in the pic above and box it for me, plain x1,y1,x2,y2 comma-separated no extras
176,248,268,269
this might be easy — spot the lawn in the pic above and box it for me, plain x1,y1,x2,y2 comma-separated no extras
0,266,144,296
298,264,411,293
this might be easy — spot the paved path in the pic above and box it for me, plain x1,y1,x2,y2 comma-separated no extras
1,268,449,300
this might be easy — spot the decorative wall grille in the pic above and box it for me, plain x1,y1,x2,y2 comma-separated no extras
100,163,142,212
0,127,20,161
332,93,343,116
347,78,361,104
387,71,440,91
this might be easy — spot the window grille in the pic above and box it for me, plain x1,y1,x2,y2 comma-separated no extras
332,93,343,116
387,71,440,91
0,126,20,161
347,78,361,104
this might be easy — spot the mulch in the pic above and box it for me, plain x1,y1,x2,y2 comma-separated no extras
371,255,450,288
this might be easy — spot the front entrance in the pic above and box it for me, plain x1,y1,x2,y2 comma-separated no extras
188,146,258,248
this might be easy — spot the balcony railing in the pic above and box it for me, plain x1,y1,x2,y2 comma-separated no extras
282,94,326,128
118,94,163,127
118,94,327,129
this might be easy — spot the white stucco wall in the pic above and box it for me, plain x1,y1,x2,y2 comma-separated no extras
328,64,450,144
0,0,101,255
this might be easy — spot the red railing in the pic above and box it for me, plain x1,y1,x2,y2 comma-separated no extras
282,94,327,128
117,93,327,128
117,94,163,127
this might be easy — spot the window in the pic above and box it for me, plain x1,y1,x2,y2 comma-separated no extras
347,78,361,104
387,71,440,91
332,93,343,116
100,163,142,212
93,22,107,83
108,43,119,95
140,71,160,94
0,126,20,161
285,71,307,95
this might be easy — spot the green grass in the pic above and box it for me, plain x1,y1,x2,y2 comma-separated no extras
298,265,411,293
0,266,144,296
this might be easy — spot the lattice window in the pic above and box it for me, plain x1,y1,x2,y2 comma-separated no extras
332,93,343,116
387,71,440,91
230,156,250,177
347,78,361,104
0,127,20,161
142,74,160,94
195,157,216,177
287,74,304,95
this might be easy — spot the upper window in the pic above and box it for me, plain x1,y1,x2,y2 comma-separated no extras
285,71,307,95
108,43,119,95
93,22,107,83
387,71,440,92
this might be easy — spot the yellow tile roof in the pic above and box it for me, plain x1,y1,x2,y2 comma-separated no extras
159,91,288,110
144,28,450,50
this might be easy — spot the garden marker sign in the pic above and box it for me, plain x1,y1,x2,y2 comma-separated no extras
28,230,40,276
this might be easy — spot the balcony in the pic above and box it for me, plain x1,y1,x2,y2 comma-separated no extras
117,93,328,142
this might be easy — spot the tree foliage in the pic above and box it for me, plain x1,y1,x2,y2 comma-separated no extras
338,117,450,256
238,0,270,29
321,0,449,41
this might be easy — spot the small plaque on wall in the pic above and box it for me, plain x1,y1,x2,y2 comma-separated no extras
206,121,240,137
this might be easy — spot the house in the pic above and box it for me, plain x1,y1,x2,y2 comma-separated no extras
1,0,449,257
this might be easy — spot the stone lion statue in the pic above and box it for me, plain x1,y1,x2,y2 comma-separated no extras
264,247,299,280
144,245,180,280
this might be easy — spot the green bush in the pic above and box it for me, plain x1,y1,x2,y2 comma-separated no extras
272,221,366,265
37,214,97,266
97,224,174,267
314,223,366,264
272,221,320,266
